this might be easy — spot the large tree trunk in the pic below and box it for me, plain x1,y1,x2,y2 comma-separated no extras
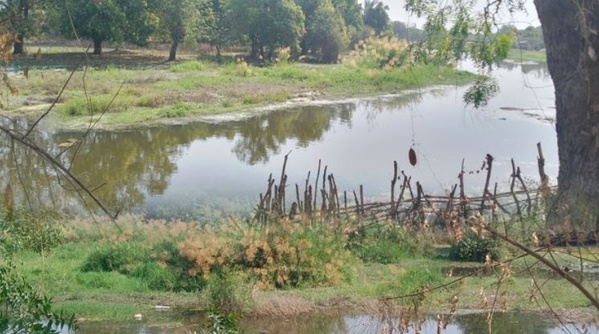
534,0,599,231
93,38,103,55
13,41,24,55
168,40,179,62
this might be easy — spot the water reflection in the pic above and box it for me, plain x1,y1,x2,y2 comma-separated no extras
500,60,551,79
231,104,355,165
72,311,594,334
240,312,595,334
0,62,558,220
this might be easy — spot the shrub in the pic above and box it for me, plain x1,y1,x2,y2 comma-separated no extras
158,103,191,118
150,240,206,292
59,96,129,116
202,270,250,316
347,223,434,264
131,262,176,291
0,211,64,255
178,221,356,290
449,230,500,262
80,242,147,274
347,37,412,70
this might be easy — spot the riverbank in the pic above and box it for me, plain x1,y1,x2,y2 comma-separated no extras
507,49,547,63
5,47,476,131
6,213,598,332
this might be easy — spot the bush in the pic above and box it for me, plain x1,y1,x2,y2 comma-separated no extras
0,211,64,255
131,262,176,291
449,230,500,262
149,240,205,292
347,37,412,70
59,96,129,116
178,221,357,290
347,223,434,264
158,103,191,118
80,242,147,274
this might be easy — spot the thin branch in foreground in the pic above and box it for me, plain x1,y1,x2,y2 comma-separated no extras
0,124,120,223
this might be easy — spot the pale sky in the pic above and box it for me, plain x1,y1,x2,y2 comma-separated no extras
380,0,540,29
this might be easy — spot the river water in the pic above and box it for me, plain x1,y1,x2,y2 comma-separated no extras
69,310,597,334
2,61,556,221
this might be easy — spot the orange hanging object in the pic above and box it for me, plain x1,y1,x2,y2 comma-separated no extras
408,148,417,166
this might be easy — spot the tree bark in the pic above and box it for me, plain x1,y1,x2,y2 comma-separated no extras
216,45,221,63
168,40,178,62
13,41,24,55
534,0,599,230
93,38,103,55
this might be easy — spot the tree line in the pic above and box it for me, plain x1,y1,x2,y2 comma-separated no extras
0,0,402,62
498,25,544,51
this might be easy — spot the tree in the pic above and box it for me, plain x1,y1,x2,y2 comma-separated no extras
332,0,363,33
228,0,305,60
304,0,348,63
392,21,425,42
363,0,389,36
406,0,599,229
197,0,230,61
0,0,43,54
52,0,157,55
152,0,198,61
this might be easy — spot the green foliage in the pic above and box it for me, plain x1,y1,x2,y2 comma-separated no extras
52,0,157,54
0,263,76,333
377,267,443,297
130,262,176,291
228,0,305,60
58,96,129,116
347,223,434,264
304,0,349,63
349,37,411,70
405,0,519,106
0,0,45,53
203,270,249,315
463,77,499,108
364,0,390,36
202,310,239,334
80,242,147,274
74,271,146,291
197,0,231,59
0,211,64,256
149,239,207,292
449,230,500,262
158,103,192,118
79,237,206,292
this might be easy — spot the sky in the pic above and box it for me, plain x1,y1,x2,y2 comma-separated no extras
380,0,541,29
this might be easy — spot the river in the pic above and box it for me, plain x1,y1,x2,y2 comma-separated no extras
2,61,556,222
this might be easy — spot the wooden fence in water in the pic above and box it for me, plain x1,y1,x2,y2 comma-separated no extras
253,143,553,225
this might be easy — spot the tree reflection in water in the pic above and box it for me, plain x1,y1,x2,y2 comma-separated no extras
232,103,355,165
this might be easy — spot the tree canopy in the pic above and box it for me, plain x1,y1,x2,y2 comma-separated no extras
52,0,158,54
36,0,383,63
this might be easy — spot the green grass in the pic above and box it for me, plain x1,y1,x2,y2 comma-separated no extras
6,51,478,130
8,218,597,325
507,49,547,62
